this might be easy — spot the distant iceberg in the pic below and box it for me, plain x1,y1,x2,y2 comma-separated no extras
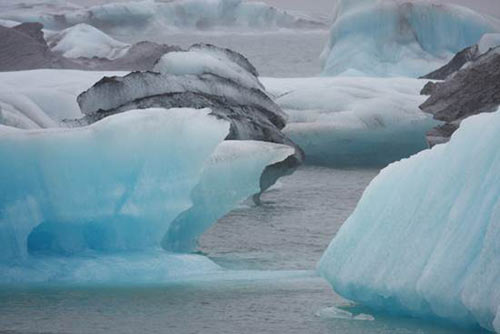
321,0,499,77
46,23,131,60
263,76,438,167
1,0,326,37
318,108,500,332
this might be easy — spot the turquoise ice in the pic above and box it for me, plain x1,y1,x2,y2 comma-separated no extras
321,0,500,77
319,108,500,332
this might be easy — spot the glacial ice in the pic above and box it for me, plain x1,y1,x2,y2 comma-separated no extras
77,71,283,120
0,250,222,284
478,33,500,54
0,70,126,128
0,0,325,37
164,140,294,252
262,76,438,166
0,102,297,283
321,0,499,77
318,108,500,332
0,108,229,262
46,23,131,60
153,48,264,91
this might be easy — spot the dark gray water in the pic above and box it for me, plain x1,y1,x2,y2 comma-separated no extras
0,167,483,334
200,167,379,270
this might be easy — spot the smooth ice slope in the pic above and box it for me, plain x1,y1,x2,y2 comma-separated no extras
0,108,229,262
318,109,500,332
321,0,499,77
46,24,130,60
262,77,438,166
164,140,294,252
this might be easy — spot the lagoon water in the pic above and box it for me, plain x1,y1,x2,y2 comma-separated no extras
0,167,483,334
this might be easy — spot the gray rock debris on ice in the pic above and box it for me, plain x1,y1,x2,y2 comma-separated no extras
0,22,179,72
72,44,304,201
420,46,500,146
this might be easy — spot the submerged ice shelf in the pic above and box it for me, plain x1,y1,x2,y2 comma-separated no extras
318,108,500,333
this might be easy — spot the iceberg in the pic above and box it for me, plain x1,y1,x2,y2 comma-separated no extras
0,0,326,37
153,45,264,92
0,22,178,72
0,108,229,263
318,109,500,332
0,69,125,128
321,0,499,77
73,53,303,197
262,76,438,167
422,32,500,80
0,74,299,283
46,23,131,60
164,140,294,252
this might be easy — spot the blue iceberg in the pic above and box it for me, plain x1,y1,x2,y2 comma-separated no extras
321,0,499,77
318,108,500,332
164,140,294,252
0,108,229,283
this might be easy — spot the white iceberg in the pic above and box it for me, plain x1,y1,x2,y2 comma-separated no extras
46,23,131,60
321,0,499,77
318,108,500,332
153,48,264,92
262,76,438,166
0,69,126,129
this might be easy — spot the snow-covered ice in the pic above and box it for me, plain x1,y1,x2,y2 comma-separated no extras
321,0,500,77
262,76,438,166
318,108,500,332
0,70,126,128
46,23,131,60
153,48,264,91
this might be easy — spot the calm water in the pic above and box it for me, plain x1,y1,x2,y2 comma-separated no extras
0,167,483,334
